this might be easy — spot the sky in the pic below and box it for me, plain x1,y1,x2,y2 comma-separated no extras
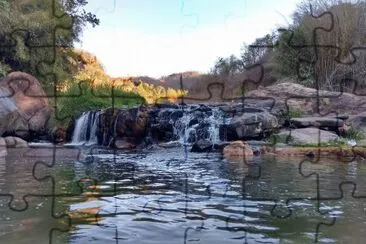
76,0,300,78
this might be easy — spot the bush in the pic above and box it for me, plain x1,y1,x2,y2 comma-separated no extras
55,81,146,126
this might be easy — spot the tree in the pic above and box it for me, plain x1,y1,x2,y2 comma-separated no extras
0,0,99,92
274,0,366,90
240,33,276,67
212,55,242,76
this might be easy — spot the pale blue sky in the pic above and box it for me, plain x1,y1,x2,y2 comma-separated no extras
76,0,299,78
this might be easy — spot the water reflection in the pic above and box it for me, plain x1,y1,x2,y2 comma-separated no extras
1,147,366,243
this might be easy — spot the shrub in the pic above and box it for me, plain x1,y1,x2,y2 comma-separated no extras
55,81,146,126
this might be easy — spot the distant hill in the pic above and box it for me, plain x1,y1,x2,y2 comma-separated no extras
130,71,202,89
129,63,277,102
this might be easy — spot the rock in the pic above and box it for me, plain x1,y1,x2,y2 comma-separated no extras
0,137,7,157
225,112,279,140
4,136,28,148
190,139,219,152
53,128,66,143
276,128,340,145
247,82,366,116
345,112,366,132
223,141,254,160
114,139,136,149
0,72,52,139
158,141,181,148
291,117,344,128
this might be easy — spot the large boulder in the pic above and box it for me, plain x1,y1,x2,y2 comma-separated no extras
247,82,366,116
223,112,279,140
276,128,340,145
0,72,52,139
290,117,345,133
345,112,366,132
223,141,254,158
114,106,149,143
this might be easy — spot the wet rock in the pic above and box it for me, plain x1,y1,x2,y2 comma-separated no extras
190,139,219,152
114,139,136,149
226,112,279,140
53,127,66,144
158,141,181,148
223,141,254,159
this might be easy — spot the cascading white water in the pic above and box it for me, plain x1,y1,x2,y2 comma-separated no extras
71,111,100,145
88,112,100,144
173,106,230,145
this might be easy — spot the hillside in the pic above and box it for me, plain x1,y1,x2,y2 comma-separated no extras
132,62,276,102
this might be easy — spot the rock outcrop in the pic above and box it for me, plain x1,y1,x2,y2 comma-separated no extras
0,72,52,140
224,111,279,140
247,82,366,116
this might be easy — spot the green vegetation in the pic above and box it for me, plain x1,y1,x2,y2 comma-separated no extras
0,0,99,92
55,82,145,125
52,50,186,127
288,107,303,119
343,128,366,141
291,139,347,148
211,0,366,92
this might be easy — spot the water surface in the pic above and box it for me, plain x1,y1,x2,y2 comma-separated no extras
1,146,366,243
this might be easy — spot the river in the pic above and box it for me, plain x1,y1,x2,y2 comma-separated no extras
0,146,366,243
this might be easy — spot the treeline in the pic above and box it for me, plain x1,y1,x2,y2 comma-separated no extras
212,0,366,91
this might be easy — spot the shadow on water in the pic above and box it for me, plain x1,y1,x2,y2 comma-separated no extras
1,147,366,243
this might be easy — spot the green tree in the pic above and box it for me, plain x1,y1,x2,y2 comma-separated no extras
0,0,99,92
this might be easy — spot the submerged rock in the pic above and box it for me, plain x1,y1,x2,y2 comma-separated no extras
223,141,254,159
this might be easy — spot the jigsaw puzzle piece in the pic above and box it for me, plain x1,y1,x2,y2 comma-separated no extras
312,182,366,243
270,197,336,243
0,195,71,244
0,146,62,211
179,0,199,36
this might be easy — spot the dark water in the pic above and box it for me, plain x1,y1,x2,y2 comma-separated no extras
1,146,366,243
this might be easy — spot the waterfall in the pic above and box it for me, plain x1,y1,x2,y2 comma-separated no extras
173,106,230,145
70,111,100,146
